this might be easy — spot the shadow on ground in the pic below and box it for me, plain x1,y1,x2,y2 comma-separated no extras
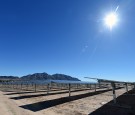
19,88,122,112
4,88,91,95
89,90,135,115
10,88,101,100
4,90,46,95
3,88,71,95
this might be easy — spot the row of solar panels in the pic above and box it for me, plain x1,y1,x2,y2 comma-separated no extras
85,77,135,85
0,80,98,85
1,77,134,85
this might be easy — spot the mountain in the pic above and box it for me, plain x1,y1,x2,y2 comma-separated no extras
21,72,51,80
0,72,80,81
52,74,80,81
0,76,19,82
21,72,80,81
0,76,18,79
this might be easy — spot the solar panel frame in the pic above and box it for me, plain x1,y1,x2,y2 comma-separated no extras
50,80,98,84
84,77,135,84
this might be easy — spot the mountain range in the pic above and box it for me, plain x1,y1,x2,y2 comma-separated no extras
0,72,80,81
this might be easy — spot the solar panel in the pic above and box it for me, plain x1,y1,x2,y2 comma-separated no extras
9,80,51,85
84,77,135,104
2,79,98,85
51,80,98,84
28,80,51,84
84,77,135,84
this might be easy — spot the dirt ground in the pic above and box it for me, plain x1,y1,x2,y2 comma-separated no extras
0,85,134,115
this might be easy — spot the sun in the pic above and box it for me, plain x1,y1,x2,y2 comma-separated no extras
105,12,117,30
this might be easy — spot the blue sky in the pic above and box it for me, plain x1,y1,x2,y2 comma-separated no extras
0,0,135,81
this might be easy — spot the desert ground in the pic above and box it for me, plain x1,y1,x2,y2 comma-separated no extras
0,84,135,115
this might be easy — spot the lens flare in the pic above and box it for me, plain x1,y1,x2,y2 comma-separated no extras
105,13,117,30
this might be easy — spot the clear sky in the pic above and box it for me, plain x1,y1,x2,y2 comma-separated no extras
0,0,135,81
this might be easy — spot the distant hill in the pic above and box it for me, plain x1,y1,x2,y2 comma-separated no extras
0,76,19,82
52,74,79,81
0,72,80,81
21,72,50,80
21,72,80,81
0,76,18,79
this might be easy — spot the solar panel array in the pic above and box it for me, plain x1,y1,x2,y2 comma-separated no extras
1,77,135,105
51,80,97,84
84,77,135,84
1,80,98,85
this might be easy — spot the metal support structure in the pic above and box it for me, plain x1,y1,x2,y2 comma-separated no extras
98,82,101,88
111,82,116,104
34,84,36,92
131,84,134,90
107,84,110,90
77,84,79,89
13,84,15,89
69,83,71,97
49,83,52,91
26,83,28,91
95,84,96,92
61,84,62,90
89,84,91,90
12,83,14,89
47,84,50,94
17,84,18,89
125,83,128,93
86,84,88,88
21,83,22,90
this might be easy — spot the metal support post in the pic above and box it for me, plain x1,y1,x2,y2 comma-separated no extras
90,84,91,90
47,84,50,94
95,84,96,92
35,84,36,92
111,82,116,104
69,83,71,97
21,83,22,90
99,82,101,88
125,83,128,93
26,83,28,91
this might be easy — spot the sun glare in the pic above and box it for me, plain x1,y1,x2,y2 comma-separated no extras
105,13,117,30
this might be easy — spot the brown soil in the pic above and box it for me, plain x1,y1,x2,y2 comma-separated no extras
0,86,134,115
